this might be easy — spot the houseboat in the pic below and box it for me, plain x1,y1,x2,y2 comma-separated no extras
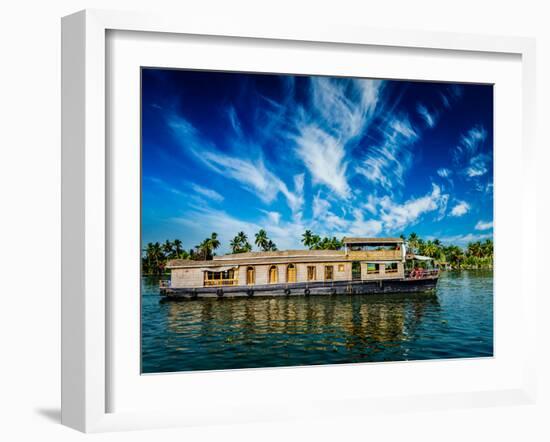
160,237,439,300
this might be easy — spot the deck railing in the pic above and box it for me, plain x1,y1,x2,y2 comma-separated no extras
405,269,439,279
348,249,402,260
204,279,239,287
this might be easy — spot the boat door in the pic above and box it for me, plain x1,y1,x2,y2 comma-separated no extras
352,261,361,280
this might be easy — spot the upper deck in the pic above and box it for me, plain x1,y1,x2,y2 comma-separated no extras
343,237,404,261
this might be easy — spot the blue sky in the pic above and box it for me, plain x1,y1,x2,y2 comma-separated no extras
142,69,493,253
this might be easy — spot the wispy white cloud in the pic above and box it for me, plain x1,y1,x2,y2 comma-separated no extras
450,201,470,217
262,210,281,226
475,220,493,230
311,77,381,140
451,125,492,187
356,115,418,190
417,103,437,128
465,153,489,178
227,106,243,138
347,209,383,237
292,78,383,198
309,183,449,238
363,194,378,215
283,174,305,216
169,115,304,215
437,232,492,247
435,194,450,221
312,192,331,218
440,84,463,109
174,204,308,252
173,206,261,252
455,125,487,161
437,168,452,178
190,183,224,202
309,184,448,237
147,177,183,196
377,183,449,231
169,116,216,153
199,150,281,202
294,125,351,198
311,192,349,232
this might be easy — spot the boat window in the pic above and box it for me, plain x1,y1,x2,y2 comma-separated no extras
367,263,380,274
269,265,278,283
307,266,316,281
338,264,345,272
324,265,334,280
204,269,237,286
286,264,297,283
246,266,255,285
385,262,398,273
348,244,401,251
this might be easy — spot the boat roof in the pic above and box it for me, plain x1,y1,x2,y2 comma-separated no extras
166,249,348,269
343,237,403,244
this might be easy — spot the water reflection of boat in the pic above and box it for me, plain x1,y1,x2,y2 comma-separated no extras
163,293,440,347
161,238,439,300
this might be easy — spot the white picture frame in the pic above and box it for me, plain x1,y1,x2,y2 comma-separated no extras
61,9,537,433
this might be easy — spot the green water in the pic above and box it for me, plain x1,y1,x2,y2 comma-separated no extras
141,270,493,373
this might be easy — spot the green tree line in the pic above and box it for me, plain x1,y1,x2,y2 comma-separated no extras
402,232,493,269
142,230,278,275
141,230,493,275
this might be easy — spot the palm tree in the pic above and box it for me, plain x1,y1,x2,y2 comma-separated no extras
209,232,221,252
195,232,220,260
311,236,343,250
195,240,209,260
255,229,277,252
230,231,252,254
481,239,493,257
254,229,269,251
230,236,242,254
467,241,483,258
327,236,343,250
150,242,164,274
311,234,321,249
421,240,438,258
142,242,154,274
237,231,251,252
301,230,314,248
173,239,184,257
445,245,464,268
407,232,420,254
315,237,329,250
162,240,174,259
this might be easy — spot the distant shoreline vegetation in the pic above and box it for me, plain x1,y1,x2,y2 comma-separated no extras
141,231,493,276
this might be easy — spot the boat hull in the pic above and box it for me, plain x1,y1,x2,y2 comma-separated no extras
160,277,438,301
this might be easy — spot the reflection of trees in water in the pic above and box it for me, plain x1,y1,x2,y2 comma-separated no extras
165,294,440,355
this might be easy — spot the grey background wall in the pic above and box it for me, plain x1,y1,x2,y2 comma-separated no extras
0,1,548,441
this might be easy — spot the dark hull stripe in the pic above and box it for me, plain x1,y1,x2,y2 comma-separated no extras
160,277,438,300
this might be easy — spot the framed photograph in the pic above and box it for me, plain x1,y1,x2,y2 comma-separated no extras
140,68,494,374
62,9,537,432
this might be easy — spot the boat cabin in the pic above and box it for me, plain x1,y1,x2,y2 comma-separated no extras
166,237,407,289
